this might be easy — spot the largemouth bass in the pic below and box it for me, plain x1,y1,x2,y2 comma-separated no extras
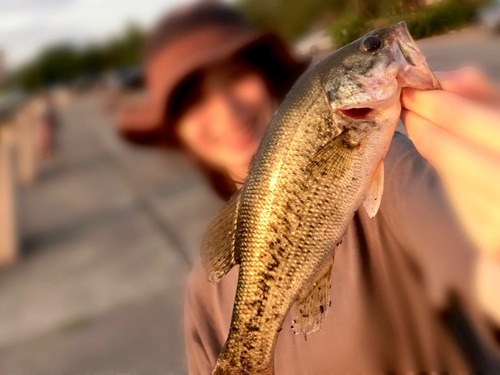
202,22,440,375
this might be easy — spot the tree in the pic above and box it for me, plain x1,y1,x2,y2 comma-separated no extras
238,0,346,40
14,22,146,91
237,0,427,40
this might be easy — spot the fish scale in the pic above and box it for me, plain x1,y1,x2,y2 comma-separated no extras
203,22,440,375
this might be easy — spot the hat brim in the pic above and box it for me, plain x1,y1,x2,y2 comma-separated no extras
117,31,309,147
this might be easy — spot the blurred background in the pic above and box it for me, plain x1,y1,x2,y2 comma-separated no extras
0,0,499,373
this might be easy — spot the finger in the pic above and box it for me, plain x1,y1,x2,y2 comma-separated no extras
401,88,500,156
404,107,500,254
401,108,500,193
403,108,500,254
435,67,500,104
401,108,444,163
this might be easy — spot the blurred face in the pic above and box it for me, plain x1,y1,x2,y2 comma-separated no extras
175,69,276,181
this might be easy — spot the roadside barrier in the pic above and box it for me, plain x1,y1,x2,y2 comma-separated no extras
0,93,38,266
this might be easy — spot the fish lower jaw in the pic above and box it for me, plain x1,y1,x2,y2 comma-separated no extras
337,76,403,121
339,107,373,119
338,91,401,120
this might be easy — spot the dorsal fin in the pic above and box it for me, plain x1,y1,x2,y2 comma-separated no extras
201,189,242,283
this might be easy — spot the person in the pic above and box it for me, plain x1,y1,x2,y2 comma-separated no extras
116,3,307,199
116,3,500,374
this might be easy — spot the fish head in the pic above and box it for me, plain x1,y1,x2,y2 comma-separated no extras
325,21,440,121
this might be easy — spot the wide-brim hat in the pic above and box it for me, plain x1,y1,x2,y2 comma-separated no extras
116,3,309,147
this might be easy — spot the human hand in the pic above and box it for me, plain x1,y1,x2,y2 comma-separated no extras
401,67,500,258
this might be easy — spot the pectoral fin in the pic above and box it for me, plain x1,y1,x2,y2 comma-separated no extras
308,132,354,179
201,189,242,283
363,161,384,218
293,257,334,335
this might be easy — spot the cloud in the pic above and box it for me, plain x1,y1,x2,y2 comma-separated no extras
0,0,188,68
0,0,80,12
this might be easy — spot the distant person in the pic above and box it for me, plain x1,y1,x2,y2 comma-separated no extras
36,89,59,158
116,3,500,374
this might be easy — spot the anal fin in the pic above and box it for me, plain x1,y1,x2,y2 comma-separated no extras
201,189,242,283
363,160,384,219
293,257,334,335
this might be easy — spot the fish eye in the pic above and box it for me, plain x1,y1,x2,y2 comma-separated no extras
362,36,382,52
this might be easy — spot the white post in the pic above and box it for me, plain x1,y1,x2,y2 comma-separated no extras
16,106,37,185
0,124,18,266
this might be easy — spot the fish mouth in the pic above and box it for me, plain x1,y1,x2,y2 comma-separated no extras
338,83,400,119
339,93,397,119
392,22,426,67
391,21,441,90
339,107,373,119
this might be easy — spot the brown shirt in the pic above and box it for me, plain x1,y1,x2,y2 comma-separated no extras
184,133,500,374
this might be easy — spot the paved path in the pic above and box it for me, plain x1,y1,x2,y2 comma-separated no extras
417,27,500,81
0,94,222,374
0,26,498,375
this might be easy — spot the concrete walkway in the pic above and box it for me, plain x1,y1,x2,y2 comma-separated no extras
0,94,222,374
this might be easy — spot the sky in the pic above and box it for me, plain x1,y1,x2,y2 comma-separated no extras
0,0,191,69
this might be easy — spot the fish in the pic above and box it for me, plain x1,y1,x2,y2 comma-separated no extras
201,21,440,375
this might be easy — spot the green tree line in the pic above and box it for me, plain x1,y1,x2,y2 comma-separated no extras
15,23,145,91
7,0,485,92
237,0,425,41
